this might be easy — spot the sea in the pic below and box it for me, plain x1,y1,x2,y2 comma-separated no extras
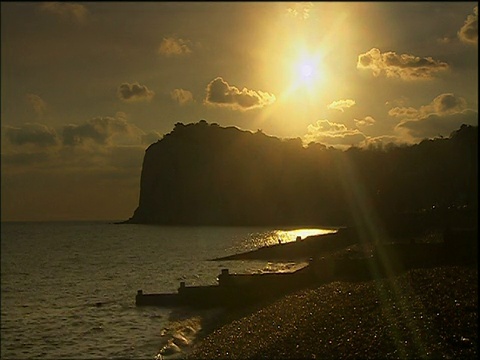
0,221,337,359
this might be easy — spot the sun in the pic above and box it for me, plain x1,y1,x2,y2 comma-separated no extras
291,52,325,89
300,62,314,80
263,42,328,105
298,60,316,82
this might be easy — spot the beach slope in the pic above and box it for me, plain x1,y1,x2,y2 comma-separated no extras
188,265,477,359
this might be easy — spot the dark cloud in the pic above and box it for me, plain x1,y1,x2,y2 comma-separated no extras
432,93,467,113
396,110,478,140
62,117,132,146
205,77,276,111
389,93,467,119
393,93,477,141
118,82,155,103
357,48,449,80
4,123,58,147
458,6,478,44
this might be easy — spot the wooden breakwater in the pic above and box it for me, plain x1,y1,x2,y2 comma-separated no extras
136,265,315,308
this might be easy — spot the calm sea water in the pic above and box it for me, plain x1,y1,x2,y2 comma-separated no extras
1,221,336,359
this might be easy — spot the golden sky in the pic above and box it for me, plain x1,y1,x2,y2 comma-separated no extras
1,2,478,221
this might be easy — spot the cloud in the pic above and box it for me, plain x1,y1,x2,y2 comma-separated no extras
393,93,477,141
389,93,468,119
158,36,192,56
354,116,376,127
327,99,356,112
396,110,478,141
26,94,47,117
430,93,468,114
2,116,153,171
286,2,313,19
357,48,449,80
39,2,88,24
1,117,156,222
4,123,59,147
205,77,276,111
171,88,193,105
62,116,140,146
458,6,478,44
303,119,367,149
118,82,155,103
388,106,421,119
385,96,409,108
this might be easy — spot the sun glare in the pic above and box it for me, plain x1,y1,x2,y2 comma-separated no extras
287,51,325,93
300,62,314,80
273,228,337,245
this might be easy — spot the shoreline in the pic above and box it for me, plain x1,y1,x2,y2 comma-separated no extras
176,225,477,359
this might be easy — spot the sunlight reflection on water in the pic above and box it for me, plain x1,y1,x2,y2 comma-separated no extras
244,228,337,249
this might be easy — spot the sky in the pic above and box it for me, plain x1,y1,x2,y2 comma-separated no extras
1,2,478,222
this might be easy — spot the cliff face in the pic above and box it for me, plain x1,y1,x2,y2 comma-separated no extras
129,121,339,225
127,121,477,227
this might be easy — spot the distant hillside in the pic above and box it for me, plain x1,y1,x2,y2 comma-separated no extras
125,120,477,228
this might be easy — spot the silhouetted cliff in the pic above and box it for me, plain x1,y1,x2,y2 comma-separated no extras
126,120,477,229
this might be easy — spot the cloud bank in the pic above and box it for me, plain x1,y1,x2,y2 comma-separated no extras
62,116,143,146
4,123,58,147
2,115,150,175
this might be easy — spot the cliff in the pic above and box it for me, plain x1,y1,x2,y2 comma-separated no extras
125,120,477,228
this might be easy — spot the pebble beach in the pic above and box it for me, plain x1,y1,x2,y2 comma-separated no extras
188,265,477,359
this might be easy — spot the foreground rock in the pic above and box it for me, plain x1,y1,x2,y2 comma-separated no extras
188,265,478,359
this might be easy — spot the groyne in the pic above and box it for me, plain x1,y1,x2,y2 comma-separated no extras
136,226,477,309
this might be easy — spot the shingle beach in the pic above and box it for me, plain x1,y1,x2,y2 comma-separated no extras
188,265,477,359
